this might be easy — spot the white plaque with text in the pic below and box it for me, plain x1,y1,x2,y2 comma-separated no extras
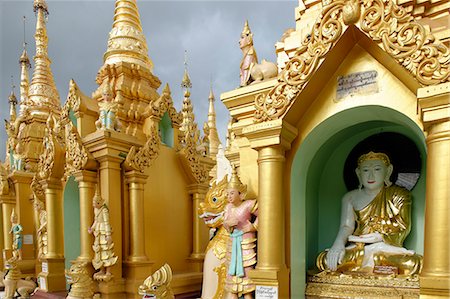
39,276,47,291
256,286,278,299
23,234,33,245
41,262,48,273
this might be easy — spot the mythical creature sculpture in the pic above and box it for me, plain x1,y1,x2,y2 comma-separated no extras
138,263,174,299
316,152,422,276
95,82,122,132
199,175,230,299
223,167,258,299
65,261,95,299
2,256,37,299
239,21,258,87
89,187,118,282
249,59,278,84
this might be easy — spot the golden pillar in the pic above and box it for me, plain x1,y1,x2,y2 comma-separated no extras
10,172,34,260
124,170,153,297
187,184,209,272
38,178,66,292
0,195,15,251
97,155,126,298
74,170,97,262
418,84,450,298
243,119,297,298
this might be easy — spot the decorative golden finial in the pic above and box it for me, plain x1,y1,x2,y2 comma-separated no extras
181,50,192,90
19,16,31,108
28,0,61,110
228,165,246,194
207,79,220,157
9,78,18,122
241,20,251,36
19,16,31,68
357,151,391,167
103,0,153,70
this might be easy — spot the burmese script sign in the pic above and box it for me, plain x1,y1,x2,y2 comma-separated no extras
256,286,278,299
336,70,378,101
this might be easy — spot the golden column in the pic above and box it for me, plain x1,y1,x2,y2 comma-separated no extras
39,177,66,292
243,119,297,298
0,195,15,251
98,156,123,272
10,172,34,260
125,171,148,262
418,83,450,298
74,170,97,262
124,170,153,295
187,184,209,272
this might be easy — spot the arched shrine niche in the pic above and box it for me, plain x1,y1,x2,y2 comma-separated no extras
290,106,426,297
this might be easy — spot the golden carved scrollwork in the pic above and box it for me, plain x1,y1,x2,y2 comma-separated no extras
31,173,45,201
125,125,160,172
359,0,450,85
0,163,10,195
64,121,89,177
143,84,182,125
38,113,65,180
61,79,81,122
254,0,450,122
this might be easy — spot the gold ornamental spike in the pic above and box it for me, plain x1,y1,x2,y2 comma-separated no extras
228,164,246,194
103,0,153,70
241,20,251,36
207,84,220,157
19,16,31,107
28,0,61,111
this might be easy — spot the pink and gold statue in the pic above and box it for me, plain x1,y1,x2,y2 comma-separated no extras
223,166,258,298
239,21,258,87
89,186,118,281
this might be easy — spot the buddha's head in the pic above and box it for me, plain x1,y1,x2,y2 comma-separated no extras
356,151,393,191
227,165,247,205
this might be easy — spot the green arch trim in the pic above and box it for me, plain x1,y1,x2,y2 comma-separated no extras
290,105,426,298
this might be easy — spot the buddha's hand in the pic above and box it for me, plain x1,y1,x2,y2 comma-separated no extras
326,246,345,271
348,232,383,243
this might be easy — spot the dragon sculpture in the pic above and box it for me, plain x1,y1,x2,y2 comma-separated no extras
198,175,230,299
65,261,95,299
138,263,174,299
1,256,37,299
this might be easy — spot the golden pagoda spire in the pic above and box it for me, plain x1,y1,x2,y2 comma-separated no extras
8,79,18,122
103,0,153,70
19,16,31,109
207,81,220,157
28,0,60,111
181,50,192,92
181,51,194,132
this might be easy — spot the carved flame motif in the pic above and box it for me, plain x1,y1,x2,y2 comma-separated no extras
125,125,160,172
144,84,183,125
254,0,450,123
138,264,175,299
64,121,89,177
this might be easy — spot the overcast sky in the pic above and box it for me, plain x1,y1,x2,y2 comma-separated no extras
0,0,298,161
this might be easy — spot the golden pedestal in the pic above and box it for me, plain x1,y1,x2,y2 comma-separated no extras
98,278,126,299
305,273,420,299
249,267,290,298
37,258,66,292
123,260,154,298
